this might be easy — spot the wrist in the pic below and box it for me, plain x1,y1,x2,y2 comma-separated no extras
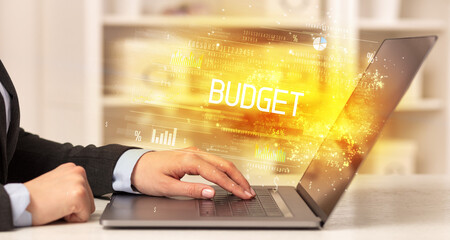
23,182,35,216
130,152,145,190
113,149,153,194
130,151,156,191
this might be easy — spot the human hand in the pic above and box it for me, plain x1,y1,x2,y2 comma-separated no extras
131,147,255,200
24,163,95,225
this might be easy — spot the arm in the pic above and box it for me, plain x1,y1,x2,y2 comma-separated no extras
5,130,254,229
131,147,256,199
1,163,96,231
1,128,129,231
7,128,136,196
113,148,256,199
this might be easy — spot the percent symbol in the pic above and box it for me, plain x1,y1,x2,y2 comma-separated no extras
134,130,142,142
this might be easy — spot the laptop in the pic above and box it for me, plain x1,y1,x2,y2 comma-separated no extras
100,36,437,229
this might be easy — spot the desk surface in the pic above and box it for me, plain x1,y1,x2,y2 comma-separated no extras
3,175,450,239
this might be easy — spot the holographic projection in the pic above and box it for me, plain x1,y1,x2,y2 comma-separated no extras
103,25,378,181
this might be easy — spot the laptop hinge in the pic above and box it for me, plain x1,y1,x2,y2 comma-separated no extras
296,183,328,225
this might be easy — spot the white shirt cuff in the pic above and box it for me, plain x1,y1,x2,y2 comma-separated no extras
4,183,32,227
112,149,152,194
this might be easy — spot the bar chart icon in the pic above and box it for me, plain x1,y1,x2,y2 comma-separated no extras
151,128,177,146
254,144,286,162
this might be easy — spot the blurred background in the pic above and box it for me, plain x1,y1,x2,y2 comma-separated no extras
0,0,449,180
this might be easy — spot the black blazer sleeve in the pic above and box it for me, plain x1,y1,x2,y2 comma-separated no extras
0,185,13,231
7,128,137,197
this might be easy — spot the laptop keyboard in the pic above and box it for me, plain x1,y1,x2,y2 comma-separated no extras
199,188,283,217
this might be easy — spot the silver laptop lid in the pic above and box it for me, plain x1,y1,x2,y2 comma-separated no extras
296,36,437,223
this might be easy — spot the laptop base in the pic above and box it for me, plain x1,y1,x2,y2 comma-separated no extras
100,186,322,229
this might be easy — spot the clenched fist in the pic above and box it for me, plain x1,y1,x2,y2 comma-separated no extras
24,163,95,225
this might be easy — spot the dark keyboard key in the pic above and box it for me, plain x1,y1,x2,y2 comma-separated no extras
199,188,283,217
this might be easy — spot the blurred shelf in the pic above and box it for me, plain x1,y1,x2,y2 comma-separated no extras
103,96,132,107
359,19,446,32
396,99,442,112
360,139,417,175
104,16,446,31
103,15,318,28
102,95,204,108
104,95,442,112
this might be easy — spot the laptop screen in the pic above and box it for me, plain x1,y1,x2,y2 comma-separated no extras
298,36,437,218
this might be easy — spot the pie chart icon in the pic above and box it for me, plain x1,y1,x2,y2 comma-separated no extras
313,37,327,51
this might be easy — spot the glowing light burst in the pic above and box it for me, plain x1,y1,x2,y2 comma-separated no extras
117,27,378,174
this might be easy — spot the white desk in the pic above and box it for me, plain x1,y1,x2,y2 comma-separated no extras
3,175,450,240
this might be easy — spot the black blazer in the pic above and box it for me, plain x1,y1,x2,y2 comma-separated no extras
0,60,134,231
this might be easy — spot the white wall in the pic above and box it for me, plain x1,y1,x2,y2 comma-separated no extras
0,0,42,134
0,0,102,146
40,0,102,146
